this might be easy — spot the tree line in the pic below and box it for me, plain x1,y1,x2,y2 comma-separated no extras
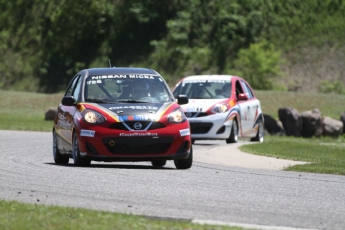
0,0,344,93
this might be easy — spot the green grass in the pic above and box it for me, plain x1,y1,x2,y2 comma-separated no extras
0,200,247,230
240,135,345,175
0,90,63,131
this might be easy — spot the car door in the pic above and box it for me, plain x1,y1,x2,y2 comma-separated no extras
239,80,260,136
56,74,82,151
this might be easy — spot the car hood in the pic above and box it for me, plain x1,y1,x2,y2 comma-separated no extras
82,102,175,122
179,98,228,112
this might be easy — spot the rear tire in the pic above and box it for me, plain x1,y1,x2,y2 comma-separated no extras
151,160,167,167
72,133,91,167
251,120,264,143
53,130,69,164
174,146,193,169
226,119,238,143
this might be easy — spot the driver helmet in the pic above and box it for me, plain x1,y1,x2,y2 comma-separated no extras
131,80,150,98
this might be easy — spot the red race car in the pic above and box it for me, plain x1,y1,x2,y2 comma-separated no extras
52,67,192,169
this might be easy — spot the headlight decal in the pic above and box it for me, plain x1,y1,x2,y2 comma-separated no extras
168,108,187,123
83,109,106,124
82,103,120,122
211,103,229,113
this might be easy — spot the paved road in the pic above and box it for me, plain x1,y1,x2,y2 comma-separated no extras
0,130,345,230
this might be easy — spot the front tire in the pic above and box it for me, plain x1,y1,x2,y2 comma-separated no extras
251,120,264,142
226,119,238,143
174,146,193,169
53,130,69,164
72,133,91,167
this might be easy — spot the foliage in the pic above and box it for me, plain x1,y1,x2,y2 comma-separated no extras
1,0,345,92
232,40,285,90
318,78,345,94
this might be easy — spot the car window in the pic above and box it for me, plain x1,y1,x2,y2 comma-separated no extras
84,75,172,103
72,76,82,100
65,74,81,97
240,80,254,99
173,79,231,99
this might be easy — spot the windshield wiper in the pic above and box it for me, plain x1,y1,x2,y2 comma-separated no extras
116,99,149,103
85,98,108,103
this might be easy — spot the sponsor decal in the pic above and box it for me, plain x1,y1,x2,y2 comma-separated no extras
230,100,235,107
74,113,82,121
118,114,157,121
86,75,158,85
119,132,158,137
183,79,229,84
185,106,202,112
179,128,190,137
90,75,155,80
80,129,95,137
109,106,159,110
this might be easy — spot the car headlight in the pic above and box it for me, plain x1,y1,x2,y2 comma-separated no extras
211,103,229,113
168,108,186,123
83,109,106,124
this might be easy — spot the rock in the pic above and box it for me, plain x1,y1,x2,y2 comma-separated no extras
340,112,345,134
45,107,57,121
278,107,302,137
301,109,323,138
263,114,285,135
322,116,343,137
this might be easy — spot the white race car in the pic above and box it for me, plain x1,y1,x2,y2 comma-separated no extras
172,75,264,144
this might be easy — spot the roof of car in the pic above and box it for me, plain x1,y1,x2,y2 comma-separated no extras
85,67,159,76
182,75,236,81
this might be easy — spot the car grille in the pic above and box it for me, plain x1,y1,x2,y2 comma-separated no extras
103,136,174,154
189,122,213,134
184,112,208,118
109,121,166,131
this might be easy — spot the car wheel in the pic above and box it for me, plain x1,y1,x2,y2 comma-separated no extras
72,133,91,167
174,146,193,169
251,120,264,143
151,160,167,167
53,130,69,164
226,119,238,143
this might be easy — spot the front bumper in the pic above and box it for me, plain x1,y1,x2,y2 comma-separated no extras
76,125,191,161
188,113,234,140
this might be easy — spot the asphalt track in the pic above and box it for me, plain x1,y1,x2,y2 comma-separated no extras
0,130,345,230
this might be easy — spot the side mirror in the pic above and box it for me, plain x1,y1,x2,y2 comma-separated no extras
61,96,76,106
237,93,248,101
176,95,188,105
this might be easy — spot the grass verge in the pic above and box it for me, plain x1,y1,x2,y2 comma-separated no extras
0,200,247,230
240,135,345,175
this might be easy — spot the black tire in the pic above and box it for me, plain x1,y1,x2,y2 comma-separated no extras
53,130,69,164
72,133,91,167
226,119,238,143
251,120,264,143
151,160,167,167
174,146,193,169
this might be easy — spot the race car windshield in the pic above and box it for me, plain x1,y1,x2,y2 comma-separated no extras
84,75,173,103
173,80,232,99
